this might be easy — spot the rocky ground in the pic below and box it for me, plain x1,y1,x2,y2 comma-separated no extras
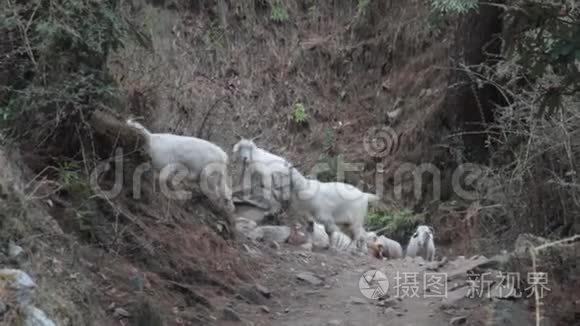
213,197,568,326
216,234,544,326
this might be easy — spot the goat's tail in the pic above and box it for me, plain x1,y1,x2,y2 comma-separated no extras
127,118,152,141
127,118,153,151
364,193,381,203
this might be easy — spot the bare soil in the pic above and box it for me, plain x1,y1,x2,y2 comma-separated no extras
227,242,537,326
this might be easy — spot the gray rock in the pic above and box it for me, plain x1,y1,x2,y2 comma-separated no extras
349,296,366,305
23,306,57,326
0,269,37,305
450,316,467,325
300,242,313,251
249,226,291,243
255,284,271,298
0,269,36,288
233,202,268,223
238,285,268,305
8,242,24,258
328,320,342,326
384,307,395,315
259,305,270,313
296,272,323,286
235,217,258,235
223,307,241,321
380,297,398,307
113,307,131,318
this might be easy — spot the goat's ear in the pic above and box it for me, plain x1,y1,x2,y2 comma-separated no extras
412,232,418,238
232,143,239,154
251,133,263,141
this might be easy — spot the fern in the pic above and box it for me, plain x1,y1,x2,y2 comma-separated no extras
289,102,309,125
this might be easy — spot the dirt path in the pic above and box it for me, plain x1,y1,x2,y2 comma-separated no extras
237,246,507,326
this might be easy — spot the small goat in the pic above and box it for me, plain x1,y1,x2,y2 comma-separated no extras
377,235,404,259
365,232,403,259
127,119,234,212
232,137,294,215
405,225,435,261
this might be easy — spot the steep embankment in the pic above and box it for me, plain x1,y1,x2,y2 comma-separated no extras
109,0,457,201
1,0,546,325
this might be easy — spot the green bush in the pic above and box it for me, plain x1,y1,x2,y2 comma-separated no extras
270,0,289,23
288,102,309,125
365,207,424,243
0,0,132,143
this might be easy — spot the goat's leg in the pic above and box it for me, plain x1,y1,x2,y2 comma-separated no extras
319,217,340,251
219,165,235,215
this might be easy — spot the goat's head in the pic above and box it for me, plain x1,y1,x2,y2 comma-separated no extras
368,241,384,259
412,225,433,247
232,137,257,164
365,231,378,246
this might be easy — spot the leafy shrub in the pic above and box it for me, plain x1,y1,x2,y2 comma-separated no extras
288,102,309,125
365,207,424,243
357,0,370,15
270,0,289,23
0,0,131,144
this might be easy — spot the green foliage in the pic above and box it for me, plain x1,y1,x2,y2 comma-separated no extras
365,207,425,243
357,0,371,15
307,1,317,21
0,0,132,141
430,0,478,15
270,0,289,23
289,102,309,125
56,161,90,198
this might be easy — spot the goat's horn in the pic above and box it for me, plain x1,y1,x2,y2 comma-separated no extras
251,133,263,141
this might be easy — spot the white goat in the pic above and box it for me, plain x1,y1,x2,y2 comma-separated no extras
405,225,436,261
232,138,294,215
377,235,404,259
289,172,381,253
127,119,234,212
232,137,380,252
